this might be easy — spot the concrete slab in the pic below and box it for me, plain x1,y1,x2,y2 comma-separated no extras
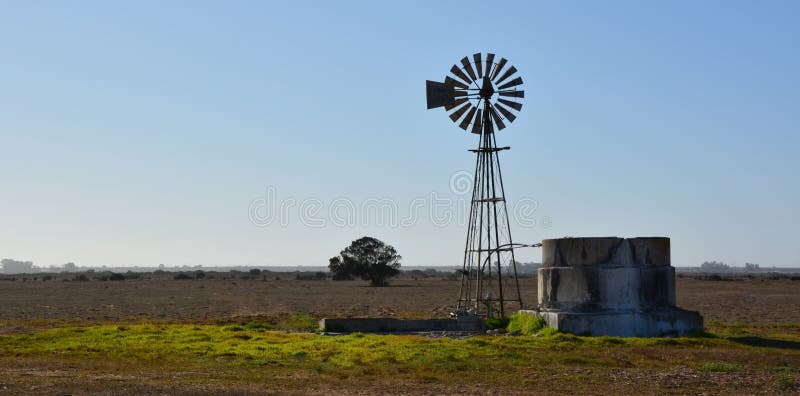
319,316,485,333
520,308,703,337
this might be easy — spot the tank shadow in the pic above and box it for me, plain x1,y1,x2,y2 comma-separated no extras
729,336,800,350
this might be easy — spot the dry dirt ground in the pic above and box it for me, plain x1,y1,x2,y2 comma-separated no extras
0,276,798,327
0,276,798,395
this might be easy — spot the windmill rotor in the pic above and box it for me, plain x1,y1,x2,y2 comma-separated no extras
426,53,524,133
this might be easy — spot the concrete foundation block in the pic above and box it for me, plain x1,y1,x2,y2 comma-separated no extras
520,308,703,337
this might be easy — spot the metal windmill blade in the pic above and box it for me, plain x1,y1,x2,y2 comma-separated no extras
445,76,469,89
489,105,507,130
491,58,508,81
494,102,517,122
460,56,478,82
498,90,524,98
473,53,483,78
459,106,478,130
445,97,468,111
450,65,472,85
497,76,523,90
484,53,495,78
470,108,483,134
497,98,522,112
449,102,472,122
495,66,518,85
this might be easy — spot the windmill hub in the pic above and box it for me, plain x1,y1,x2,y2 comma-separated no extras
479,77,494,100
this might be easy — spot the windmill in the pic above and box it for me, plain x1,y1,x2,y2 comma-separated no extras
426,53,526,318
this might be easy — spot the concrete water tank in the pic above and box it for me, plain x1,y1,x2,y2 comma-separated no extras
523,237,703,337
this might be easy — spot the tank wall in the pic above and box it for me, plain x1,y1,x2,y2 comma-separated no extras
538,266,674,311
538,237,676,311
542,237,670,268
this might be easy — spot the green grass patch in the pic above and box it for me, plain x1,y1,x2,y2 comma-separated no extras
0,323,778,389
775,374,797,389
277,313,317,331
506,312,547,335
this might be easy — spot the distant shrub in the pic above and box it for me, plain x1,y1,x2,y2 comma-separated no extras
195,271,206,279
295,272,327,281
249,269,262,276
173,273,193,280
700,261,730,272
42,275,52,281
109,273,125,281
74,274,89,282
125,271,141,280
332,273,354,281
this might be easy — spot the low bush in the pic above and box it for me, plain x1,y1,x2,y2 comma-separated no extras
485,317,510,330
109,273,125,281
331,273,354,281
506,312,547,335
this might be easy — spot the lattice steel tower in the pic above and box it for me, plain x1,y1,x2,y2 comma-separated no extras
426,53,526,317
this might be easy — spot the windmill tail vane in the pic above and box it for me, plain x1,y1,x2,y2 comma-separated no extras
426,53,526,318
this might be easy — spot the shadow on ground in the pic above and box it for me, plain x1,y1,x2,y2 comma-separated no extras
729,336,800,350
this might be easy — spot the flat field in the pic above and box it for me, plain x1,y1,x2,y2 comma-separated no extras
0,275,798,394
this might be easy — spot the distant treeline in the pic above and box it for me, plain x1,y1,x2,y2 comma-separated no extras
0,265,543,282
677,261,800,274
0,268,329,282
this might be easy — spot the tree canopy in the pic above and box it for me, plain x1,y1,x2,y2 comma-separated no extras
328,237,401,286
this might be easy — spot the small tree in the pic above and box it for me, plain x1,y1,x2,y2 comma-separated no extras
329,237,401,286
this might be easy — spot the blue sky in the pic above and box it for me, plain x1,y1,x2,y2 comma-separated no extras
1,1,798,268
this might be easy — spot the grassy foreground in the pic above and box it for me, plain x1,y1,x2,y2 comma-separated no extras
0,322,799,394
